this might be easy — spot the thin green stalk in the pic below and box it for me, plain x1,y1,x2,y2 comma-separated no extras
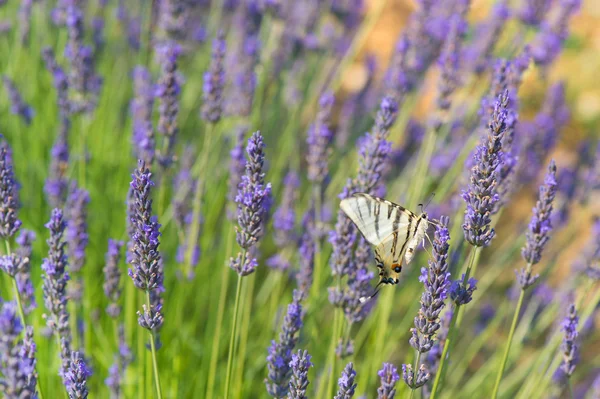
185,124,215,276
566,380,574,399
205,229,234,399
429,305,459,399
310,184,323,297
234,273,255,398
145,290,163,399
409,351,422,399
492,283,527,398
224,253,245,399
317,307,341,399
406,126,438,209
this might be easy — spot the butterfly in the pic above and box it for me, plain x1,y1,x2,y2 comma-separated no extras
340,193,431,300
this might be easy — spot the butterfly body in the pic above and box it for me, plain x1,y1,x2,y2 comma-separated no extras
340,193,429,286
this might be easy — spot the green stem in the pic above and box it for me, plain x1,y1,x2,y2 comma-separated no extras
145,291,163,399
406,125,437,209
205,230,234,399
310,185,323,297
409,351,422,399
224,257,245,399
492,284,527,398
185,124,214,276
429,305,460,399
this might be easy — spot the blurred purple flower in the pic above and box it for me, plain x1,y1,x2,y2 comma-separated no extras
18,0,33,45
449,274,477,305
377,363,399,399
64,350,91,397
202,31,226,124
2,76,33,124
158,0,188,41
15,229,37,314
335,362,357,399
272,170,300,249
156,42,182,168
519,0,554,27
228,127,247,216
103,239,124,319
0,141,21,239
307,92,335,185
560,303,578,377
66,184,89,275
402,363,430,390
265,290,304,398
435,13,466,113
131,66,155,166
296,231,315,299
288,349,313,399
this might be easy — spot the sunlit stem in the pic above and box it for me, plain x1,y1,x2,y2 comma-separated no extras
145,290,163,399
224,250,246,399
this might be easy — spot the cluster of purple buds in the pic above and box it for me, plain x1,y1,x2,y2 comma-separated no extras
156,42,182,169
560,303,579,377
288,349,313,399
306,92,335,185
265,290,304,398
231,131,272,276
127,161,164,332
402,364,430,391
131,66,155,166
334,362,357,399
0,301,38,398
45,129,70,209
462,92,509,247
202,31,226,124
2,76,33,124
449,274,477,306
518,161,558,289
272,170,299,250
65,184,90,273
18,0,33,45
15,229,37,314
106,324,133,398
103,239,124,318
158,0,188,41
64,350,92,398
377,363,399,399
0,141,21,239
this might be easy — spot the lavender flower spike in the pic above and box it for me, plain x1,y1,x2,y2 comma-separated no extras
334,362,357,399
64,350,92,398
103,239,124,318
231,131,272,276
377,363,399,399
155,43,182,168
518,161,558,289
288,349,313,399
45,129,70,209
560,303,579,377
462,92,509,247
449,274,477,305
16,229,37,314
306,92,335,184
202,31,226,124
132,66,155,166
402,364,430,390
0,141,21,239
66,184,89,274
409,216,451,353
265,290,304,398
41,209,71,339
127,160,162,293
2,76,33,124
0,302,38,398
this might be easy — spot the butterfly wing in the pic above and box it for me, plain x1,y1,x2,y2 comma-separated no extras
340,193,415,247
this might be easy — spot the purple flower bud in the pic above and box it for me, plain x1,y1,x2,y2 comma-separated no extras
156,42,182,168
335,362,357,399
449,274,477,305
66,184,90,274
377,363,399,399
41,209,71,339
402,363,430,389
435,14,466,112
519,161,558,286
158,0,188,41
64,350,92,398
560,303,578,377
265,290,304,398
2,76,33,124
202,31,226,124
307,92,335,184
462,92,509,247
288,349,313,399
519,0,553,27
103,239,124,318
131,66,155,166
16,229,37,314
0,141,21,239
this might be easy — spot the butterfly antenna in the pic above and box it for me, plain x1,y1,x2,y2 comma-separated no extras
425,192,435,209
359,280,385,304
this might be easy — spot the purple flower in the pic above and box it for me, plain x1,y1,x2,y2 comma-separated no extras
0,303,37,398
530,0,581,66
435,13,466,113
92,16,104,51
64,350,91,398
16,229,37,314
18,0,33,45
296,231,315,299
158,0,188,41
306,92,335,184
409,217,451,353
106,324,132,397
449,274,477,305
519,0,554,26
41,209,71,339
288,349,313,399
0,141,21,239
425,308,453,376
127,161,162,293
155,42,182,169
131,66,155,166
103,239,124,318
461,2,510,74
231,131,272,276
560,303,578,377
228,127,247,214
518,161,558,288
202,31,226,124
462,92,509,247
45,128,70,209
42,47,71,119
335,362,357,399
377,363,399,399
265,290,304,398
2,76,33,124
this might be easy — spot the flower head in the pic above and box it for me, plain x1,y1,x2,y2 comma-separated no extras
377,363,399,399
66,184,90,275
334,362,357,399
202,31,226,124
64,350,92,398
103,239,124,318
560,303,578,377
449,274,477,306
2,76,33,124
131,66,155,165
307,92,335,184
0,141,21,239
288,349,313,399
